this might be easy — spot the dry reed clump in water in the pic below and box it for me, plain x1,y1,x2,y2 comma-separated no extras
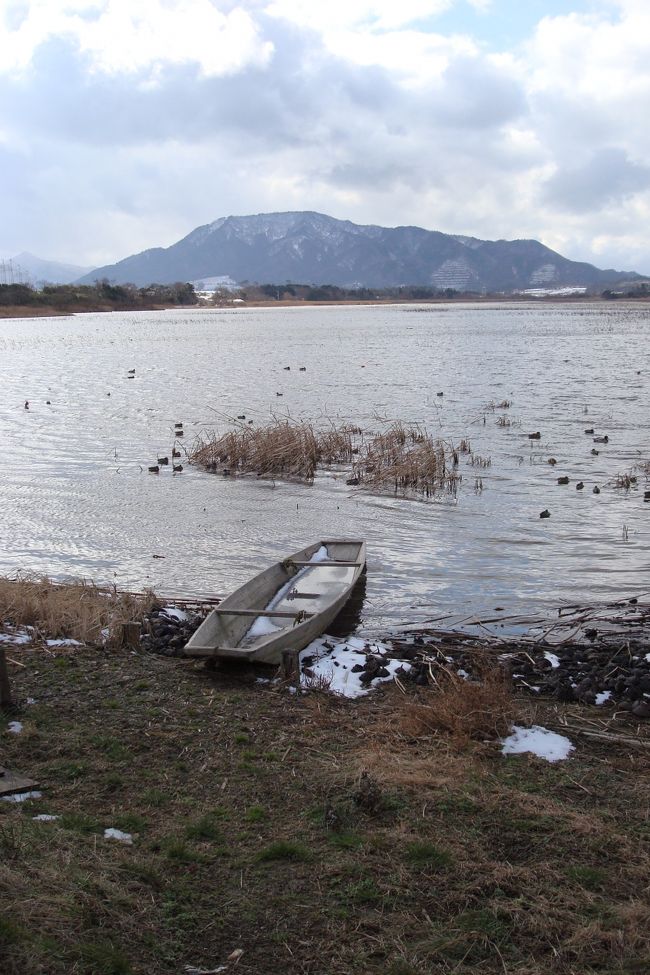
190,418,466,498
402,658,517,746
0,574,157,645
352,422,461,498
190,420,353,483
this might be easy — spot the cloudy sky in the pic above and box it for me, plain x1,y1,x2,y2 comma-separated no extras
1,0,649,273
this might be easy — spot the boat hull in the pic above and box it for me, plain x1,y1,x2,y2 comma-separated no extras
184,539,366,665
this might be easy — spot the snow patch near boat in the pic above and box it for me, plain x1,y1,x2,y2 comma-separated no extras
300,635,410,699
104,828,133,844
501,725,574,763
1,791,42,803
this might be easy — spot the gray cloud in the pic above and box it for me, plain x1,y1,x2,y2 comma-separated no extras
542,147,650,213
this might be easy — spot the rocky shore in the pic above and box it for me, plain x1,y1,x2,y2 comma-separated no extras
141,602,650,715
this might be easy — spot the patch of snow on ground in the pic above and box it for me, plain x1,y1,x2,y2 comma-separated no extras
162,607,188,622
1,791,42,803
7,721,23,734
33,814,60,822
46,639,83,647
544,651,561,669
595,690,612,705
300,636,410,699
0,626,33,645
104,828,133,844
26,697,36,705
501,725,574,763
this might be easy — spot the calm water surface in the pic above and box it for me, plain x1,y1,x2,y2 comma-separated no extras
1,302,648,633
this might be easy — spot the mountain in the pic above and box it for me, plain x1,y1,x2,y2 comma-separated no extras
6,252,95,287
76,212,638,293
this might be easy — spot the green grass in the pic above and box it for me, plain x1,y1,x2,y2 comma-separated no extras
79,940,133,975
256,840,310,862
565,864,609,891
184,812,223,842
245,805,266,823
403,841,452,869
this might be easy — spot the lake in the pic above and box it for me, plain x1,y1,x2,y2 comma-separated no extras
1,301,648,634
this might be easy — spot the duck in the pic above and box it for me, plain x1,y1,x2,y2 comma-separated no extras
172,448,181,458
576,481,584,490
157,456,169,465
528,431,541,440
539,509,551,519
299,366,306,371
591,448,599,455
24,400,29,410
173,464,183,473
557,476,569,485
148,465,159,474
584,428,594,434
593,485,601,494
593,435,609,443
547,457,557,466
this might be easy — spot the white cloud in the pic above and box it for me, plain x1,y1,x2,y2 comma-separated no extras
263,0,453,32
0,0,273,77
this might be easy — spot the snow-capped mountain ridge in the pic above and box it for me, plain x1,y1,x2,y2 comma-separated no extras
77,211,640,292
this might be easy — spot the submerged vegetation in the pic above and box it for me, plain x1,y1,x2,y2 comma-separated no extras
189,419,469,499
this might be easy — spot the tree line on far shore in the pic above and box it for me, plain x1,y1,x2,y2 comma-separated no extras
0,280,198,312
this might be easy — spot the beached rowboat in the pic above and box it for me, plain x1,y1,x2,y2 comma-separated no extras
183,539,366,665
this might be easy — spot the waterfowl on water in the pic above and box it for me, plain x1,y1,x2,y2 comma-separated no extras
593,435,609,443
584,428,594,434
172,448,181,458
528,431,541,440
157,456,169,465
540,509,551,519
547,457,557,465
593,485,601,494
576,481,584,490
557,476,569,485
591,448,599,455
173,464,183,473
148,465,159,473
24,400,29,409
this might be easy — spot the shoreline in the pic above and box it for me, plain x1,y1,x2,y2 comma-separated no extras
2,294,650,319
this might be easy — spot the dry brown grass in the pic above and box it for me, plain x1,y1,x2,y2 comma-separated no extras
353,422,461,498
0,574,157,645
189,419,353,482
402,659,518,745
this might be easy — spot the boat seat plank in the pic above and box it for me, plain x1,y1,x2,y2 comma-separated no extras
289,560,363,567
211,608,315,619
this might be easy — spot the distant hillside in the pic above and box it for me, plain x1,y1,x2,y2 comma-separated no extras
8,252,95,287
77,212,639,293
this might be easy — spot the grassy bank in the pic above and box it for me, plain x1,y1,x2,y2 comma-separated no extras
2,641,650,975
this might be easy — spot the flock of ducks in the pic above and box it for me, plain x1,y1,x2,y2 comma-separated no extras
537,426,619,519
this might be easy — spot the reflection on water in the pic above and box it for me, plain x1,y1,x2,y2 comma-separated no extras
0,302,648,632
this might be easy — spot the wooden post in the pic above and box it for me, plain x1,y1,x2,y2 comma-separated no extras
121,622,141,649
0,646,12,710
281,650,300,687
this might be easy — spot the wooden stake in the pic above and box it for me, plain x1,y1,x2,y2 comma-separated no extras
121,622,141,649
0,645,12,709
